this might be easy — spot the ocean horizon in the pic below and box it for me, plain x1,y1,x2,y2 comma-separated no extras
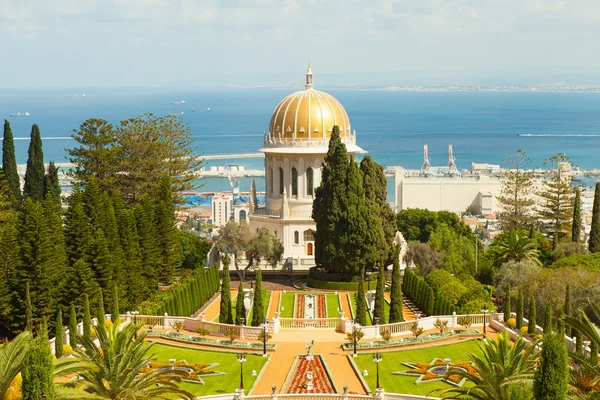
2,88,600,194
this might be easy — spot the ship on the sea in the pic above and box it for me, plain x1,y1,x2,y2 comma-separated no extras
191,108,211,112
68,94,86,98
168,112,184,116
9,112,30,117
171,100,185,104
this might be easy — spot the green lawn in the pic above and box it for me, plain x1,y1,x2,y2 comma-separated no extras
151,343,268,396
279,292,295,318
212,293,238,322
352,340,483,395
350,293,373,326
246,290,271,324
326,293,341,318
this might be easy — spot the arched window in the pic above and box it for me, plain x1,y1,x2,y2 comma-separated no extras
292,167,298,196
294,231,299,244
279,167,284,195
239,210,247,222
274,230,278,237
306,167,314,196
269,168,273,194
307,242,313,256
304,230,315,242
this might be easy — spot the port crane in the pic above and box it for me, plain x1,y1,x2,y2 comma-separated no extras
225,164,240,199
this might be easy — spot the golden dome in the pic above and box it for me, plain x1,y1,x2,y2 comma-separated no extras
268,63,351,140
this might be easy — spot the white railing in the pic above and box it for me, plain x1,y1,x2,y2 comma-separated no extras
194,390,434,400
279,318,341,329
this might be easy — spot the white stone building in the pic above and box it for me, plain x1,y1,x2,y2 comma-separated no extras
248,63,364,271
211,194,232,227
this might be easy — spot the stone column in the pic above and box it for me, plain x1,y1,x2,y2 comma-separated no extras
234,387,245,399
163,313,169,329
375,387,385,399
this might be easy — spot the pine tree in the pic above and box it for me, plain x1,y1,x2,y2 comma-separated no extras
111,284,119,323
426,287,435,316
589,182,600,253
251,269,265,326
373,262,386,324
516,286,524,330
68,303,78,347
235,282,246,325
21,319,55,400
0,215,21,334
25,281,33,331
543,302,552,333
389,245,403,323
528,295,536,334
154,176,181,283
538,153,574,240
504,284,512,323
135,200,159,288
575,317,583,355
55,310,63,358
116,207,144,306
497,150,536,231
355,273,367,326
572,188,582,243
96,291,106,336
564,284,572,337
83,294,91,340
2,119,21,205
43,161,61,206
63,187,92,265
89,231,114,298
533,329,569,400
313,126,349,274
58,258,100,317
23,124,45,201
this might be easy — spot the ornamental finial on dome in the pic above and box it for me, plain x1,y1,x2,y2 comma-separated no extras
305,61,313,89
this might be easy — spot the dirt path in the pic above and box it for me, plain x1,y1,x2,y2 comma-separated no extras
384,292,417,321
202,290,238,321
267,291,281,319
339,292,352,319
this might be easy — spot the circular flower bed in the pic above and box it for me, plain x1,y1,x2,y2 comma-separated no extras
393,358,478,387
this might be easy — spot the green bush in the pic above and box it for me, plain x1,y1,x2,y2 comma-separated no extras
307,276,360,290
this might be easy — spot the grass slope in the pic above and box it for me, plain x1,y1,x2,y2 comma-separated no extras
326,293,341,318
152,343,268,396
352,340,483,395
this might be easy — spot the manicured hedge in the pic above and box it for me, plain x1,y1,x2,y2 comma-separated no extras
308,267,377,283
139,265,220,316
307,276,360,290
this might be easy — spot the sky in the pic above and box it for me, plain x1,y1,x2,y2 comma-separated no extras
1,0,599,87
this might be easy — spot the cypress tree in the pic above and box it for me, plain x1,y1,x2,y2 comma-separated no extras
575,316,583,355
155,176,181,284
552,232,559,251
564,284,572,337
116,207,145,306
83,293,91,340
43,161,61,206
135,200,159,288
528,295,537,335
529,223,536,238
251,269,265,326
590,182,600,253
68,303,78,347
516,286,524,330
96,291,106,336
25,281,33,331
389,245,403,323
373,262,386,324
426,287,435,316
543,302,552,333
235,282,246,325
533,329,569,400
219,253,233,324
111,284,119,323
313,126,349,274
2,119,21,205
23,124,45,201
504,284,511,323
355,273,367,326
55,310,63,358
21,319,55,400
572,188,582,243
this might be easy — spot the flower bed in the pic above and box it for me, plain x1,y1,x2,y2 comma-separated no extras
146,331,277,350
294,294,306,318
341,329,481,350
393,358,476,387
317,295,326,318
283,355,336,394
140,360,226,385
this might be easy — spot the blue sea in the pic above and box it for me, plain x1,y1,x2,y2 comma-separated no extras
2,87,600,194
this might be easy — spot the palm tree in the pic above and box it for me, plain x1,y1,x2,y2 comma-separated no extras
70,323,194,400
0,331,32,399
565,303,600,398
494,231,541,267
434,332,539,400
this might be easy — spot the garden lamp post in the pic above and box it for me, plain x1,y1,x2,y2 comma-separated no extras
237,353,247,389
132,307,139,339
240,317,245,326
372,352,383,390
262,319,268,357
481,305,488,336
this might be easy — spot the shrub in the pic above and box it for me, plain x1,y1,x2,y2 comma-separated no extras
62,344,73,354
170,321,184,332
257,330,272,342
346,328,365,343
410,322,424,338
195,327,211,337
520,326,529,335
226,328,237,342
506,318,517,329
380,328,392,342
458,315,473,330
433,318,448,334
307,276,359,290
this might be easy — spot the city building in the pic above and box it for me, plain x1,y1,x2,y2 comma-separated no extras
211,194,232,227
248,63,364,271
